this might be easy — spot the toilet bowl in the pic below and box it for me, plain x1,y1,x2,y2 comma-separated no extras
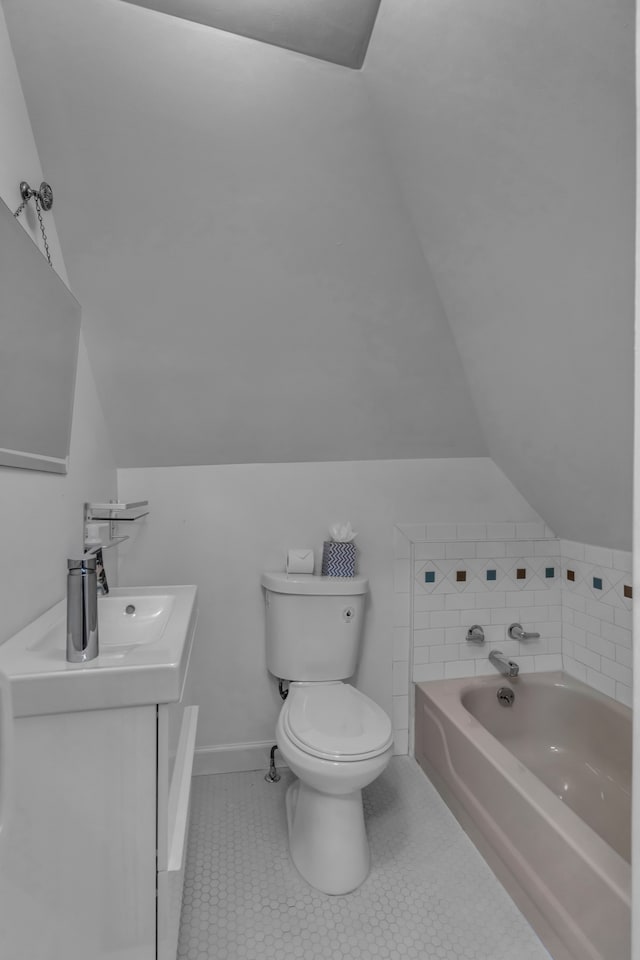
276,681,393,895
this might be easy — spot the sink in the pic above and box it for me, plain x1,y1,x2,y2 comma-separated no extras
98,594,175,646
0,585,197,718
26,593,176,655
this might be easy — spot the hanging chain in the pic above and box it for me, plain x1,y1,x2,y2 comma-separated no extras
12,197,29,220
33,196,52,267
13,181,54,268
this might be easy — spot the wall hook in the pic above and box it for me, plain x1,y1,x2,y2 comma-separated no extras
19,181,53,211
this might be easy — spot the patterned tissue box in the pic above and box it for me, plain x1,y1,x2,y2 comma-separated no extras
321,541,357,577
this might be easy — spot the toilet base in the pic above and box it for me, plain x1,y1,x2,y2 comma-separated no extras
285,778,370,895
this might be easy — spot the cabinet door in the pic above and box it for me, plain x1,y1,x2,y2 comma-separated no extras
0,706,157,960
157,703,198,960
0,669,12,851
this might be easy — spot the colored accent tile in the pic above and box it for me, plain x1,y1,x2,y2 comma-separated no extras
545,567,555,578
624,584,633,599
593,577,603,591
516,568,526,580
456,570,467,582
424,571,436,584
486,569,497,581
567,569,575,582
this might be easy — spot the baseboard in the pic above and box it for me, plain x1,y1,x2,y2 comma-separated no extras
193,740,287,776
195,736,407,776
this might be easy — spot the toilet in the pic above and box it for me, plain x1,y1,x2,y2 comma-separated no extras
261,571,393,895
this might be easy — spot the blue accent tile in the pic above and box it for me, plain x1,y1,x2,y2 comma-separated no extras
424,571,436,584
545,567,555,578
593,576,603,591
486,569,497,581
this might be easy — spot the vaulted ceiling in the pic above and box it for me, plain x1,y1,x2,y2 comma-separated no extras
3,0,634,548
3,0,486,470
122,0,383,68
363,0,634,548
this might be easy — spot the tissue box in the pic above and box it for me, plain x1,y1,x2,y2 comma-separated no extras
321,541,357,577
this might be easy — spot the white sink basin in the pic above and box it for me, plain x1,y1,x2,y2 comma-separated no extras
0,586,197,717
98,594,175,646
26,594,177,654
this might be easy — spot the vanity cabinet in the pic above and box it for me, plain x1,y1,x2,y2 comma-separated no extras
0,695,197,960
0,586,198,959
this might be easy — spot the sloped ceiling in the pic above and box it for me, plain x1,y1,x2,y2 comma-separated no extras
121,0,382,69
3,0,634,549
364,0,634,549
2,0,485,469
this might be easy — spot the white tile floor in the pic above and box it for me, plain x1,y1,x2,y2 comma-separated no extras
178,757,551,960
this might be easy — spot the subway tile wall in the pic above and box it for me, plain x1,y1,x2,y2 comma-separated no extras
392,523,633,754
559,539,632,707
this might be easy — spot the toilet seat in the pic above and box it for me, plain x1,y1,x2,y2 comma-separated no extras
282,682,393,762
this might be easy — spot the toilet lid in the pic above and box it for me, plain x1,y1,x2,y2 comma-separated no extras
283,683,393,761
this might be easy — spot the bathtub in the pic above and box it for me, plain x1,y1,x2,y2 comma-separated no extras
414,671,630,960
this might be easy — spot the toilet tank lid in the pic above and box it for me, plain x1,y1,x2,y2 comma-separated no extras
261,572,368,596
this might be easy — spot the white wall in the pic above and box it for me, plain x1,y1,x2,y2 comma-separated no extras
365,0,634,550
631,7,640,953
4,0,485,469
0,3,116,643
6,0,633,551
117,458,541,767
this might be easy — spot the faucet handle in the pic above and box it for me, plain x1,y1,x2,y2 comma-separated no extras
466,624,485,644
508,622,541,641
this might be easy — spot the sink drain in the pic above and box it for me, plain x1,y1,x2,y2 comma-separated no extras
497,686,515,707
125,604,136,616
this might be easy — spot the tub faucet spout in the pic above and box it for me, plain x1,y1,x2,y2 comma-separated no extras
489,650,519,678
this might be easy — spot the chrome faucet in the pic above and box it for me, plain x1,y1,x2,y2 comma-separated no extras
489,650,519,678
66,557,99,662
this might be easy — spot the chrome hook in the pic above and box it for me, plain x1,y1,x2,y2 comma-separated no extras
19,180,53,211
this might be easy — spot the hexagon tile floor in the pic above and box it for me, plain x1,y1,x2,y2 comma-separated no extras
177,757,552,960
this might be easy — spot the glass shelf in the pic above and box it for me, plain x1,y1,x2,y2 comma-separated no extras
83,500,149,552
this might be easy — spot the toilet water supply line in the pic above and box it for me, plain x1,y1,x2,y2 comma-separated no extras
265,745,281,783
265,679,289,782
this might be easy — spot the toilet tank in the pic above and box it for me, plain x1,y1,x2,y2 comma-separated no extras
261,572,368,681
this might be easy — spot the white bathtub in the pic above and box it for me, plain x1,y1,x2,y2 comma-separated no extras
414,671,630,960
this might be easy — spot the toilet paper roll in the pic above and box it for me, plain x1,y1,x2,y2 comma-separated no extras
286,548,315,575
85,522,109,545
